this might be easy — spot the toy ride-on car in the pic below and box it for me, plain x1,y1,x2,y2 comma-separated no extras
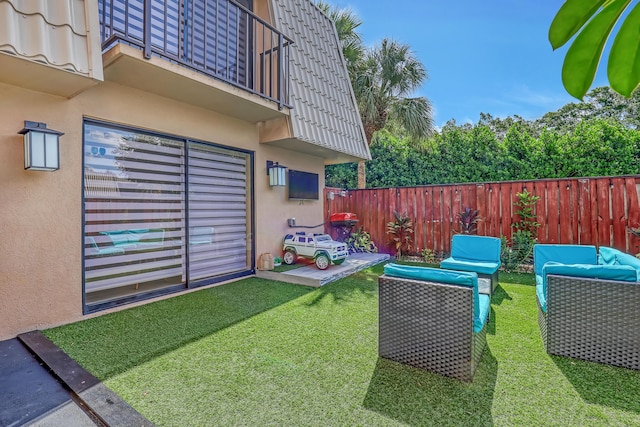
282,232,348,270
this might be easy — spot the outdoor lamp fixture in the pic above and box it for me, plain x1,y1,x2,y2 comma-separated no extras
18,121,63,171
266,160,287,187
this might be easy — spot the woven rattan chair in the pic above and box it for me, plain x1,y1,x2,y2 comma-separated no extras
378,271,488,381
537,274,640,371
440,235,501,295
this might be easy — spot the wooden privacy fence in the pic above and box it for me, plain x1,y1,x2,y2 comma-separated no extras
324,175,640,255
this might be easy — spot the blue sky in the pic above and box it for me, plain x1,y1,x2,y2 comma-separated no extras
328,1,611,128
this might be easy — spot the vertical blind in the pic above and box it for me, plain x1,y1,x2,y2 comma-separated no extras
188,143,250,280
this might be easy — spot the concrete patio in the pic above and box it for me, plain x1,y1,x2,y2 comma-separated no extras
256,252,390,287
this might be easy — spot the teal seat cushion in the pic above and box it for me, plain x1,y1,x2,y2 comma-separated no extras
384,263,481,321
533,244,597,276
615,252,640,277
384,263,477,287
450,235,501,263
536,283,546,312
440,258,500,275
101,230,132,246
535,274,543,287
542,262,638,298
598,246,623,265
475,294,491,333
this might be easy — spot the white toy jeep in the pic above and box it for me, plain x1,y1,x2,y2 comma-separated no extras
282,232,348,270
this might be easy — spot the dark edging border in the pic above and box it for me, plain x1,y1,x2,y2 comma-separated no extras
18,331,154,427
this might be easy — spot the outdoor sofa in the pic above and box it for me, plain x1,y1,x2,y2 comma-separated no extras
534,244,640,370
378,263,490,381
440,235,501,295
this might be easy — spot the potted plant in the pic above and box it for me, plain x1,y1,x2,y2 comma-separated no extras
273,256,282,267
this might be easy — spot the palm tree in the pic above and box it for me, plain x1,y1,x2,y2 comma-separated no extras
315,1,364,76
317,3,434,188
352,39,434,188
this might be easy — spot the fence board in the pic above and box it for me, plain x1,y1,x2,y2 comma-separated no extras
424,188,434,252
611,177,626,250
596,179,612,247
442,186,453,251
546,181,559,244
415,188,425,253
500,183,512,239
533,181,546,242
476,184,486,235
558,181,574,243
433,187,443,254
324,175,640,255
577,179,591,245
626,178,640,253
488,185,500,238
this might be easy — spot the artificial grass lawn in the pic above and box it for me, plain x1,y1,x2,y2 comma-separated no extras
45,265,640,426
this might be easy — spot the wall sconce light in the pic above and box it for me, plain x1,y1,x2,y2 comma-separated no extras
266,160,287,187
18,121,63,171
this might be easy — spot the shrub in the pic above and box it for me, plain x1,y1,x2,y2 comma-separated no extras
456,207,480,234
345,227,378,253
420,248,438,264
501,231,535,272
512,189,540,239
386,211,414,259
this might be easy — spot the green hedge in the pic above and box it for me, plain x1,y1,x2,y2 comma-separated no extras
326,119,640,189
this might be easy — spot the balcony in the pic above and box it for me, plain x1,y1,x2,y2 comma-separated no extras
99,0,293,122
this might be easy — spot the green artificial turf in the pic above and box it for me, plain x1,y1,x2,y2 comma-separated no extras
45,265,640,426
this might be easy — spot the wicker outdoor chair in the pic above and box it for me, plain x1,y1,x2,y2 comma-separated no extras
538,274,640,371
378,265,489,381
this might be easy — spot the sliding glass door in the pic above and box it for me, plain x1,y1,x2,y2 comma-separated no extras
83,121,253,311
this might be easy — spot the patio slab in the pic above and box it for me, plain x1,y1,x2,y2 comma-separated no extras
256,252,390,287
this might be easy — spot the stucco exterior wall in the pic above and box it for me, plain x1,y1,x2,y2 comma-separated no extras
0,80,324,340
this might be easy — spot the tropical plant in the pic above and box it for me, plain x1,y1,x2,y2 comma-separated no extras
420,247,438,264
315,1,364,75
345,226,378,253
386,211,413,258
512,189,541,239
549,0,640,99
456,207,480,234
352,39,434,188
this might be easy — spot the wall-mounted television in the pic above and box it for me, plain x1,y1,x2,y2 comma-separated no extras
288,170,319,200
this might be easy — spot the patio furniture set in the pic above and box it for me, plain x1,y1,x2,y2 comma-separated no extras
378,236,640,381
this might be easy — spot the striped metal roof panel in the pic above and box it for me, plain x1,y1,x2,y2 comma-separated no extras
0,0,95,76
271,0,370,161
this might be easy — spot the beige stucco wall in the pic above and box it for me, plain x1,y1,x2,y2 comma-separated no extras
0,80,325,340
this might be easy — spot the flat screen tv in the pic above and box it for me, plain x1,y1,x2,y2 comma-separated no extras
288,170,319,200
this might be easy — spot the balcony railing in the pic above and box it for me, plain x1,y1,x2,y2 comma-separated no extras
99,0,292,109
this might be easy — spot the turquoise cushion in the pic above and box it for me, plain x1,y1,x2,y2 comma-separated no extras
536,283,546,312
102,230,131,246
450,235,501,263
533,244,597,276
615,252,640,277
383,263,480,320
543,262,638,298
441,258,500,275
535,274,543,287
598,246,623,265
475,294,491,333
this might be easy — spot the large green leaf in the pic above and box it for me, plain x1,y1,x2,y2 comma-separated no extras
562,0,631,99
608,3,640,96
549,0,606,49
